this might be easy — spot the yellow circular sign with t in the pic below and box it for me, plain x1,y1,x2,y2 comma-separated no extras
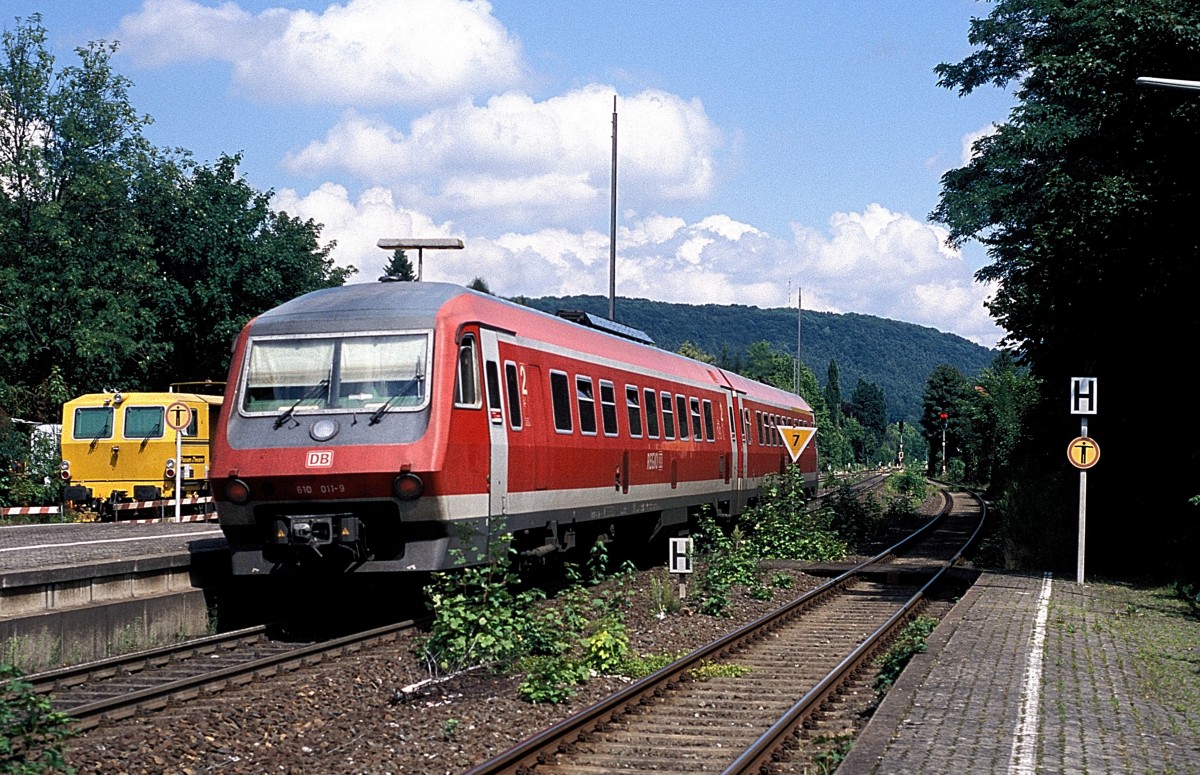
165,401,194,432
1067,436,1100,469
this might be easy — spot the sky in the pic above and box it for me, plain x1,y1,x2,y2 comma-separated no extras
13,0,1015,347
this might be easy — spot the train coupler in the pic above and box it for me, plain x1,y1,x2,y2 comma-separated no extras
273,515,363,547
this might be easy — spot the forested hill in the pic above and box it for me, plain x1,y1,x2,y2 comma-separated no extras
520,295,996,422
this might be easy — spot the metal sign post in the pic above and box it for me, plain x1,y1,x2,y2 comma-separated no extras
1069,377,1098,585
669,537,693,600
165,401,194,523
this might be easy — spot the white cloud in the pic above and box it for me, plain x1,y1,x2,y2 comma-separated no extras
116,0,525,105
283,85,721,229
791,204,1001,346
272,186,1002,346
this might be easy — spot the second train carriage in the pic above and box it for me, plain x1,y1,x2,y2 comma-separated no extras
212,281,818,574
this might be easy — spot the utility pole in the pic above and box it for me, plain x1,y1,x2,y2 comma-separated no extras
609,96,618,321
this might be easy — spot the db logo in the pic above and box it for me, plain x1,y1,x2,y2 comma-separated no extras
305,450,334,468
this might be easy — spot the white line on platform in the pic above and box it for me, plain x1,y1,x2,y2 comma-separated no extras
1009,572,1053,775
0,530,224,554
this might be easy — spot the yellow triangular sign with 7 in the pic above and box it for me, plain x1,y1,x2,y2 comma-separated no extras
778,426,816,463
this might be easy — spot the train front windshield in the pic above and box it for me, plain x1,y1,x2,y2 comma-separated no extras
240,333,431,415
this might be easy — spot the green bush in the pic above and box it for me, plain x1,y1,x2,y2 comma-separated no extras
874,616,938,697
744,468,846,561
1,664,76,774
420,536,546,673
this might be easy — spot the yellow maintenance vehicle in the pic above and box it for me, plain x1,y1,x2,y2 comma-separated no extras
59,386,223,520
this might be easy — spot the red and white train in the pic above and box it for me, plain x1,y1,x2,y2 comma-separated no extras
211,280,817,574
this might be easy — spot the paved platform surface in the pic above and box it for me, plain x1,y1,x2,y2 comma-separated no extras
841,571,1200,775
0,521,226,578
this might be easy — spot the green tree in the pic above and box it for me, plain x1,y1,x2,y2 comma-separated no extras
468,276,492,294
921,365,971,477
0,15,167,409
137,153,351,386
932,0,1200,573
383,249,415,280
0,16,350,411
677,341,716,365
824,359,843,428
847,378,886,464
744,341,793,389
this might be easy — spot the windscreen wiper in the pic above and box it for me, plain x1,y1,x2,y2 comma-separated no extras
274,378,330,429
368,366,424,425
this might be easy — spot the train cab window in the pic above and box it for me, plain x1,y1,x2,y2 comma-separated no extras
550,370,573,433
625,386,643,438
599,381,619,436
644,388,660,439
455,337,481,408
675,395,690,439
504,362,523,430
124,406,165,439
241,333,430,414
689,397,703,441
73,407,113,440
576,376,598,435
703,400,715,442
660,391,676,439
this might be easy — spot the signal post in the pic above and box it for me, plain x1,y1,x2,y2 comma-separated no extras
1069,377,1098,585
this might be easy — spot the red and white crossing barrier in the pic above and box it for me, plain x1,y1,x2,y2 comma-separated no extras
0,505,61,517
112,495,214,512
112,495,219,523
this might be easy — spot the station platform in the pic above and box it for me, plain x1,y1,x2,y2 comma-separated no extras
0,520,229,672
840,571,1200,774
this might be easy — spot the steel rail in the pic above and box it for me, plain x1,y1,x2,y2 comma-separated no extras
464,487,967,775
726,490,987,773
42,619,417,730
27,624,274,693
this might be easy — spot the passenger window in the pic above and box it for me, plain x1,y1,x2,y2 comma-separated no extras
690,397,703,441
757,411,765,446
504,362,523,430
625,385,643,438
600,381,619,436
576,376,597,435
550,370,572,432
660,391,675,439
703,400,715,442
675,394,689,439
454,336,480,407
743,409,751,441
644,388,660,439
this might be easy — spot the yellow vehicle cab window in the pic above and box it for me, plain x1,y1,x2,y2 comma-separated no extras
124,406,165,439
73,407,113,439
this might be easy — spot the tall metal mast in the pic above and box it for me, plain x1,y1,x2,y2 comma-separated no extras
609,96,618,321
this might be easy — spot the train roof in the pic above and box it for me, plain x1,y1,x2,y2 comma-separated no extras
248,281,463,336
63,391,223,408
246,281,813,413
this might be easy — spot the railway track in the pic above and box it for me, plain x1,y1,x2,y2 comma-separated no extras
466,489,985,775
28,619,418,730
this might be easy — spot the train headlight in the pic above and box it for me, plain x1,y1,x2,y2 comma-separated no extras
392,472,424,501
59,460,71,481
225,478,251,505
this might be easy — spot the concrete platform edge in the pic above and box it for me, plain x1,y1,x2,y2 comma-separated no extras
837,569,990,775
